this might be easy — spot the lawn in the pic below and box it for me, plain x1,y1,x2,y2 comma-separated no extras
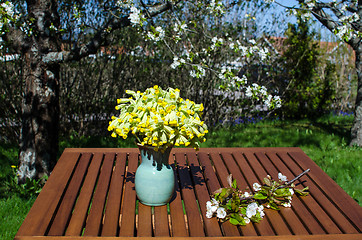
0,114,361,240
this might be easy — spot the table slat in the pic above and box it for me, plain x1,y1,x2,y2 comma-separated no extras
198,152,240,236
154,205,170,236
187,152,223,237
261,152,326,235
83,153,115,236
48,153,92,236
279,152,359,234
242,152,281,236
64,153,103,236
289,151,362,231
137,204,152,237
231,151,290,236
101,153,128,236
16,151,81,237
251,152,311,235
119,152,138,237
169,156,188,237
218,152,261,236
175,152,205,237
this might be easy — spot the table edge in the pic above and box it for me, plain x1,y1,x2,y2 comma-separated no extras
62,147,304,153
14,233,362,240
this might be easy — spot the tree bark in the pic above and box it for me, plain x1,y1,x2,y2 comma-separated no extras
17,0,61,183
18,55,60,183
350,46,362,146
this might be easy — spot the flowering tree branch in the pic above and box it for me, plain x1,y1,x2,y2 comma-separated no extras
41,1,179,63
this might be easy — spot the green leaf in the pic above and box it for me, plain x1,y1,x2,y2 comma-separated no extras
232,179,238,189
229,213,246,226
269,202,280,210
254,192,267,200
264,177,272,186
229,218,240,225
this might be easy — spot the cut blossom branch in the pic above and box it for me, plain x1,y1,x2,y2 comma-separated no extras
207,169,310,225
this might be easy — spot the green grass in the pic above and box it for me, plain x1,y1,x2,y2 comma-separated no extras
0,142,37,240
0,114,361,240
0,195,36,240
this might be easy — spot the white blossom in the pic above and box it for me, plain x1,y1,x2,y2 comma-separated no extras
1,2,14,17
129,6,142,26
197,65,205,76
289,188,294,195
252,83,259,88
274,96,282,108
264,95,272,109
211,198,219,206
211,37,224,50
239,46,248,56
156,27,165,39
245,86,253,97
206,210,213,218
258,205,265,218
206,198,219,218
171,57,180,69
305,0,315,9
147,26,165,42
253,182,261,191
116,0,133,9
278,173,288,182
216,207,227,219
283,201,292,208
246,202,258,218
190,70,197,78
249,39,256,45
206,199,218,213
207,0,225,15
259,48,269,61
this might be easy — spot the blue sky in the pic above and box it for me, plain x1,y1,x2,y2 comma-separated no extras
269,0,336,41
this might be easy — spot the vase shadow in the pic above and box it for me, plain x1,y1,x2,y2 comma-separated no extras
173,163,205,190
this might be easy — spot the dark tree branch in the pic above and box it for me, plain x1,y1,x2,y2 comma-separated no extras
42,1,177,63
297,0,362,50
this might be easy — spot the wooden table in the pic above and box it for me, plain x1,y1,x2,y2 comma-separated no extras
15,148,361,240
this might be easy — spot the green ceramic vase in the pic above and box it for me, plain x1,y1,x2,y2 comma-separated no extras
135,144,175,206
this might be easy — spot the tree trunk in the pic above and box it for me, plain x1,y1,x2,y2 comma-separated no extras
18,56,60,183
350,46,362,147
17,0,61,183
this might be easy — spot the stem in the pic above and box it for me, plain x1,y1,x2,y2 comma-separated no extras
276,169,310,190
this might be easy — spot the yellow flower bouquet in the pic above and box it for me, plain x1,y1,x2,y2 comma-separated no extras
108,85,208,152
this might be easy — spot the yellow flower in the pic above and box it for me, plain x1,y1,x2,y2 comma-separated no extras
169,120,177,126
110,86,208,152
